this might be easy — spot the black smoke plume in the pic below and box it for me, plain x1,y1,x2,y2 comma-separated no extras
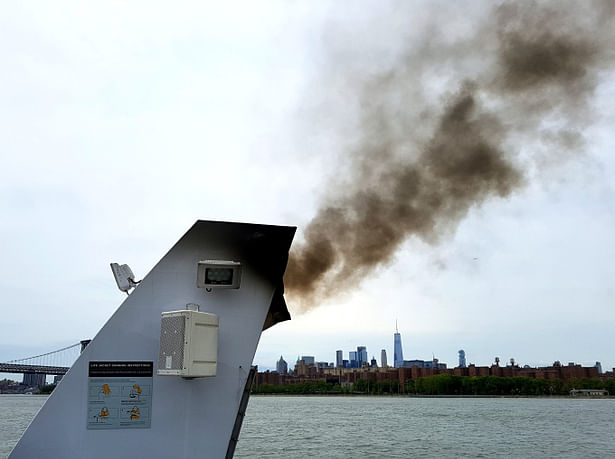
285,0,614,310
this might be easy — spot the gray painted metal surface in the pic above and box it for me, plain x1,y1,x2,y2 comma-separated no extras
10,220,295,459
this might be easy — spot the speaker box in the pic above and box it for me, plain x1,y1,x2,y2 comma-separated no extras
158,310,219,377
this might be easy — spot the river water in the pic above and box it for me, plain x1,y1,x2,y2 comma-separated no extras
2,395,614,458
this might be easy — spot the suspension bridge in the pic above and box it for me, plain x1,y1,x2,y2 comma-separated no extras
0,341,88,377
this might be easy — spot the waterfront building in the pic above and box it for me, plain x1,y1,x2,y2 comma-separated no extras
276,355,288,374
569,389,609,397
294,359,318,377
400,359,447,370
23,373,46,388
423,359,447,370
394,325,404,368
458,350,467,368
381,349,388,368
403,359,424,368
336,350,343,368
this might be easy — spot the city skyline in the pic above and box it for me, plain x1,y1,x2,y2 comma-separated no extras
258,327,607,373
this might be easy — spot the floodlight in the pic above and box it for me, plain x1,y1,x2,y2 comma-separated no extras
197,260,242,290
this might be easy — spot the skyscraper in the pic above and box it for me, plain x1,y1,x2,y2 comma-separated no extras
357,346,368,367
381,349,388,368
276,355,288,374
336,350,343,368
458,350,466,368
393,323,404,368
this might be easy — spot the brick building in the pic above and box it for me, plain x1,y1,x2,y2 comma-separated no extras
254,360,607,391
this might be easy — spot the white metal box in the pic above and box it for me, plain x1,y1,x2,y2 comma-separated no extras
158,310,219,377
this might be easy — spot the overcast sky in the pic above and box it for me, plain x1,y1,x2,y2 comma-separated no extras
1,1,614,374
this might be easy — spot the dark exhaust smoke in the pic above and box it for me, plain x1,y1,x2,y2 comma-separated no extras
284,1,614,310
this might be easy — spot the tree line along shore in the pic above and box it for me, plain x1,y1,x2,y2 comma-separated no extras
252,374,614,396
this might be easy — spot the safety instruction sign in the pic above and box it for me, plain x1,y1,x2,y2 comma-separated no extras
87,361,153,430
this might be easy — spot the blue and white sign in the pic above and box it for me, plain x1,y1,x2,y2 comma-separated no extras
87,361,153,430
